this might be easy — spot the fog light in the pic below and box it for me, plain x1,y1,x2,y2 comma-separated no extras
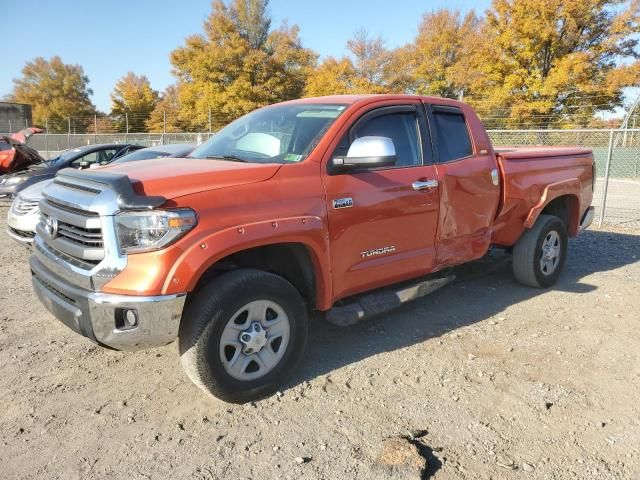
124,309,138,327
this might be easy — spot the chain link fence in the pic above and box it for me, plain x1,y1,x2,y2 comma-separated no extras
2,128,639,227
21,132,213,160
488,129,640,228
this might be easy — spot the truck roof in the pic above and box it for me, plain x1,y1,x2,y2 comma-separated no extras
282,94,465,107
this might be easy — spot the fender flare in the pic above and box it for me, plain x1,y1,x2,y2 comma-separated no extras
524,179,581,235
161,215,333,310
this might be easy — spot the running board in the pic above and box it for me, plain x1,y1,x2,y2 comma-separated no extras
325,274,455,327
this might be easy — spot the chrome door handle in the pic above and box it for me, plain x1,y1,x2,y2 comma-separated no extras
412,179,439,191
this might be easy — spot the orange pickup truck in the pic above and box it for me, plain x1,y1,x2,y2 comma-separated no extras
29,95,595,403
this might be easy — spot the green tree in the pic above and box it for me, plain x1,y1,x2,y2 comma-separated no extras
170,0,316,129
471,0,640,128
7,56,95,132
110,72,159,132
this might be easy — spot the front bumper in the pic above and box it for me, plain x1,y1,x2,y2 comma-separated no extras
0,186,17,198
6,207,38,244
30,255,186,351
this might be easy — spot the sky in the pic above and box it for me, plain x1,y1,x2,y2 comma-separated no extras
0,0,491,112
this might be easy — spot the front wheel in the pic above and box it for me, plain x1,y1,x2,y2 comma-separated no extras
512,214,568,288
179,269,308,403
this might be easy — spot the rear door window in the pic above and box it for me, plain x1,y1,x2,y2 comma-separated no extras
431,107,473,162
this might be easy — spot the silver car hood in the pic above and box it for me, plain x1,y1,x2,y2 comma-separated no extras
18,178,53,201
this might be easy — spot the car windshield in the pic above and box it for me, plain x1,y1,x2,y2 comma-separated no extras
49,147,91,165
189,103,347,164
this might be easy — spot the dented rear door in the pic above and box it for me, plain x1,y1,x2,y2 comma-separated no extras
425,102,501,267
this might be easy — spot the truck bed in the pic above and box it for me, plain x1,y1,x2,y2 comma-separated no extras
495,146,592,160
491,146,594,246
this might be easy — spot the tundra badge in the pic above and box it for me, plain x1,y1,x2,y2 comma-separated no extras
333,197,353,209
360,246,396,258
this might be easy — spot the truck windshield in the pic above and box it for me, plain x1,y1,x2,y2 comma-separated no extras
189,104,347,164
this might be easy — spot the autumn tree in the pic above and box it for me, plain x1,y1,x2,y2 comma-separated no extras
146,85,188,133
472,0,640,128
304,57,359,96
346,30,394,92
402,9,483,98
110,72,159,132
7,56,95,132
170,0,316,129
305,31,409,96
86,114,118,134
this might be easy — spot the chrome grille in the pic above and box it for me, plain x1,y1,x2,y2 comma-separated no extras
11,196,40,216
35,239,100,273
57,222,103,248
38,199,104,265
31,171,129,291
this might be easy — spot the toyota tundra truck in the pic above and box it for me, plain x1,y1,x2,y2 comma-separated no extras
29,95,595,403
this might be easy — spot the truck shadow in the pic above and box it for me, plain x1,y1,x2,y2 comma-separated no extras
293,229,639,388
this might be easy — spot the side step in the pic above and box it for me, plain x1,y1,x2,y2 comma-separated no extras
325,274,455,327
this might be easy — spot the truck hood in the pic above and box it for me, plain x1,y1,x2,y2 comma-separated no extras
101,158,283,199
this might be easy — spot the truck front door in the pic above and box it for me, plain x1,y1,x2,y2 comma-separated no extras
322,102,440,302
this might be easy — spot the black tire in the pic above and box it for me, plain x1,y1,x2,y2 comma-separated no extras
179,269,308,403
512,214,568,288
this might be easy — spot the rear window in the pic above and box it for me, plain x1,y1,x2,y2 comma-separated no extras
0,140,13,151
432,108,472,162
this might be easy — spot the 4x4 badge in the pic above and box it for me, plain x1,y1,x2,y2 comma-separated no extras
333,198,353,209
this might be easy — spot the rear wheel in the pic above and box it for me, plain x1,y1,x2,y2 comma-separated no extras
179,269,308,403
512,214,568,288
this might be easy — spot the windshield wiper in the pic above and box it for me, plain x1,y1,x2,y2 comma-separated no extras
203,155,250,163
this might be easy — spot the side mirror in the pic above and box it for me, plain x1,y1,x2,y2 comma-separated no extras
77,160,90,170
331,136,396,173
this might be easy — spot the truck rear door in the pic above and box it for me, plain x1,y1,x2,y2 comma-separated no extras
424,103,501,266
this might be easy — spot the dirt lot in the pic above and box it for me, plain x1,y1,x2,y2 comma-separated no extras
0,206,639,480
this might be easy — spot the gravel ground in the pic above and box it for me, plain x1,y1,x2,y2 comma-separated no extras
0,205,639,480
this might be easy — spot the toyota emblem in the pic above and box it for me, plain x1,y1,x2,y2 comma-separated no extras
45,216,58,238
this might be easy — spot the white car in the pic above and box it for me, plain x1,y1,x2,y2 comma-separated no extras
6,179,51,245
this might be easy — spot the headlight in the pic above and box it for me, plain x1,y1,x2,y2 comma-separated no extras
4,175,27,186
2,175,27,186
115,209,197,254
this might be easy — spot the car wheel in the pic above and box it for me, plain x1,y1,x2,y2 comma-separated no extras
512,214,568,288
179,269,308,403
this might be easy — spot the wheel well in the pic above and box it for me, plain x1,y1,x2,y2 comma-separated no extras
193,243,316,306
542,195,579,235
